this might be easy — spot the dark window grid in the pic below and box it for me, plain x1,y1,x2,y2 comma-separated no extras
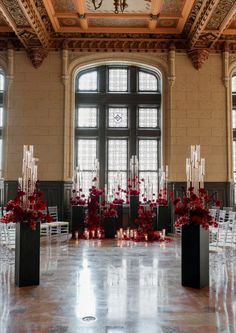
75,66,161,189
75,93,161,105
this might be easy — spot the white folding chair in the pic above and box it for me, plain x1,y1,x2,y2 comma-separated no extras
48,206,69,240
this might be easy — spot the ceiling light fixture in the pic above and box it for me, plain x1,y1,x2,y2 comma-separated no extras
92,0,128,14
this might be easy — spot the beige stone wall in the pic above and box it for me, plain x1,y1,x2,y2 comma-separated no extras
170,53,227,182
1,50,229,182
5,51,64,181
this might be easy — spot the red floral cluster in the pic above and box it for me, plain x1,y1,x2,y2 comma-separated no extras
1,189,52,230
84,186,102,231
70,190,87,206
156,189,173,206
174,188,219,230
101,202,118,219
135,204,155,235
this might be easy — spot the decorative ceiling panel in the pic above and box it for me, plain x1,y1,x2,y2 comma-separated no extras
161,0,185,14
86,0,151,13
0,0,235,68
58,18,81,27
206,0,235,30
158,19,178,28
51,0,76,12
89,18,148,28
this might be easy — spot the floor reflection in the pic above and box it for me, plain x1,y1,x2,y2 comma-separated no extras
0,238,235,332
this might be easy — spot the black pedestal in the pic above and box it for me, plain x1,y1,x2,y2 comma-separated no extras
156,205,171,232
102,217,117,238
129,195,139,228
71,205,86,238
116,204,123,229
181,224,209,289
15,222,40,287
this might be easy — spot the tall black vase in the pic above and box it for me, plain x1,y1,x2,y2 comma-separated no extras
116,204,123,229
156,205,171,232
181,224,209,289
102,217,117,238
71,205,86,238
129,195,139,228
15,222,40,287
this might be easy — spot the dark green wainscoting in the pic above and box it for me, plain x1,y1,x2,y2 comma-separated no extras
3,181,235,226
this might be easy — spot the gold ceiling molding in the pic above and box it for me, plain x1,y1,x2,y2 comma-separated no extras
0,0,236,69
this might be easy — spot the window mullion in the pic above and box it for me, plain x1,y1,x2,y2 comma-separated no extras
99,104,106,188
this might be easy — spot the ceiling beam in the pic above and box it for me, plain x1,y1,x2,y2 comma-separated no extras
73,0,88,30
149,0,163,31
176,0,195,33
0,1,29,48
17,0,50,48
187,0,220,50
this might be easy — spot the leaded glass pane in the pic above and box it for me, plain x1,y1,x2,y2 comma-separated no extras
77,107,97,127
0,74,4,91
139,171,158,200
139,71,158,91
77,139,97,170
139,108,158,128
139,140,158,171
108,139,127,171
78,71,97,91
108,108,128,128
109,69,127,92
232,75,236,93
0,107,3,127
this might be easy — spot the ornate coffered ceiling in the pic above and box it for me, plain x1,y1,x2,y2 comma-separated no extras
0,0,236,68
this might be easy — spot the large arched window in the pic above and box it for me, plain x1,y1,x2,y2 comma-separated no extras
75,64,161,197
0,71,4,177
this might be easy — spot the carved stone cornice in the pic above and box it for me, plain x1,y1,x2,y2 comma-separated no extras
187,49,209,70
51,37,187,53
27,47,48,68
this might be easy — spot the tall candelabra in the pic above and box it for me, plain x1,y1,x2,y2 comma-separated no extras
92,158,100,188
73,165,83,193
159,165,168,199
18,145,38,208
186,145,205,194
129,155,139,191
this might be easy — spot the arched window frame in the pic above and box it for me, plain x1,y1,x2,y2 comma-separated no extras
74,64,162,197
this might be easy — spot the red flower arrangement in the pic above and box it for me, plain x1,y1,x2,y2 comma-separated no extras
135,203,155,237
70,189,87,206
84,185,103,232
156,189,173,206
0,186,52,230
101,202,118,219
174,188,219,230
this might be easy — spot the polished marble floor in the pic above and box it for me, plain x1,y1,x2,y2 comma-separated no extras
0,237,236,333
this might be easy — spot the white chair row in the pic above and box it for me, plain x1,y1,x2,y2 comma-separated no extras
0,222,15,249
209,211,236,253
40,206,69,240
